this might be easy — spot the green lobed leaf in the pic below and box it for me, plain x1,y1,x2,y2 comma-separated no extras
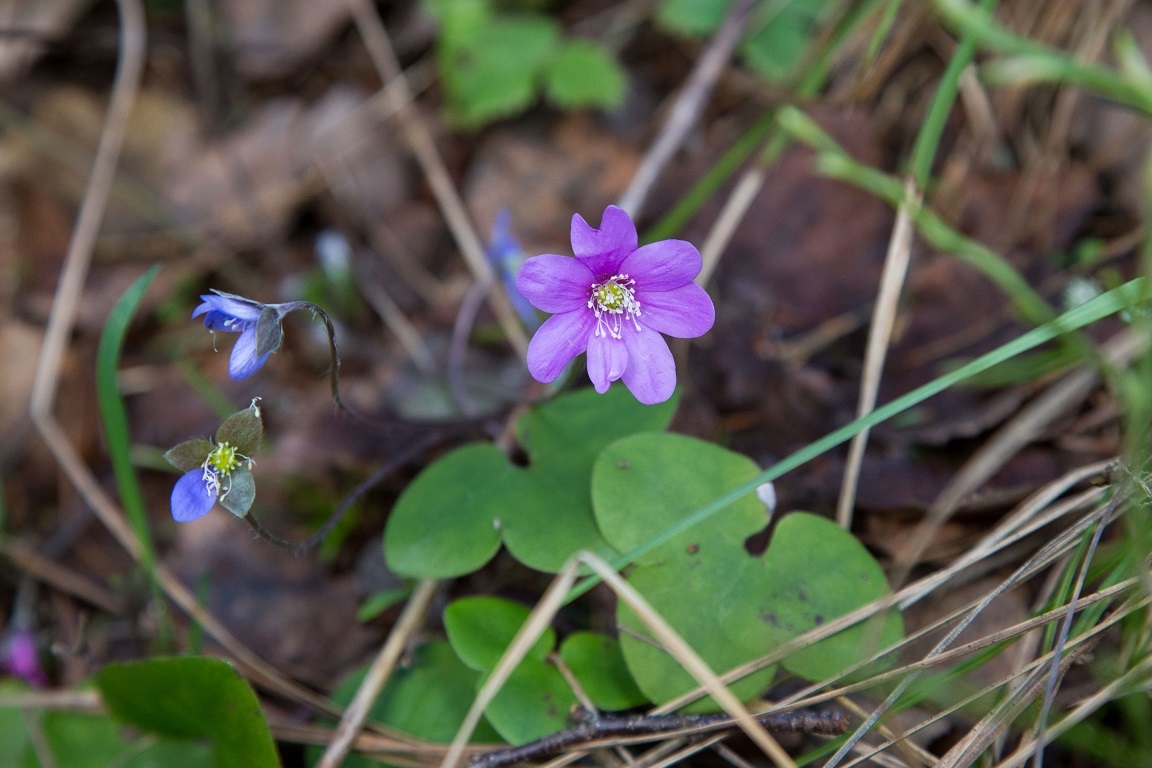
444,597,555,672
558,632,647,711
594,434,902,707
219,466,256,518
543,40,627,109
164,438,214,473
385,387,677,577
214,404,264,456
95,657,279,768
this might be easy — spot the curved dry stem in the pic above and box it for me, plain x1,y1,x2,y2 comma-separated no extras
835,178,920,529
316,579,441,768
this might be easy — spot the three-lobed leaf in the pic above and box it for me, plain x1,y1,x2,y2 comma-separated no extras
593,434,903,707
385,387,677,576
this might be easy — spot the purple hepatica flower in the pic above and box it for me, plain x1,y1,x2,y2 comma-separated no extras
193,291,285,380
516,205,715,405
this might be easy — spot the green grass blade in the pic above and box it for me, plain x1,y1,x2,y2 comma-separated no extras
910,0,997,187
96,266,162,575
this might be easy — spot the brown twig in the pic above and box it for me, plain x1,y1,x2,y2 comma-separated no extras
468,707,849,768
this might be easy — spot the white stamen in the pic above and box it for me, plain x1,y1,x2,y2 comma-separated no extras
588,274,642,340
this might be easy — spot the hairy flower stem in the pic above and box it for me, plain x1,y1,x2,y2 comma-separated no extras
242,434,439,554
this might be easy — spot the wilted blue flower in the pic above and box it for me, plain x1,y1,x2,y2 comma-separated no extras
516,205,715,405
193,292,286,380
486,209,538,327
165,401,264,522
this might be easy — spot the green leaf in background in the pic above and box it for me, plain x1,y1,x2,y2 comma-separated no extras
558,632,647,711
425,0,492,52
95,657,279,768
543,40,627,109
593,434,903,707
444,596,556,672
739,0,831,80
656,0,730,34
385,386,678,576
444,16,559,127
655,0,832,81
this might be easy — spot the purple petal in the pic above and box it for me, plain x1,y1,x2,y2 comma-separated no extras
586,334,628,393
620,239,702,291
171,469,216,522
636,283,715,339
516,255,594,313
571,206,637,277
621,327,676,405
228,327,272,380
526,309,596,383
192,294,264,324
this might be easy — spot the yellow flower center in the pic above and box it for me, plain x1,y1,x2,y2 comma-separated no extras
207,442,241,475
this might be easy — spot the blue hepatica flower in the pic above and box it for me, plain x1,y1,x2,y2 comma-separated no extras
486,209,539,328
193,291,285,380
165,401,264,522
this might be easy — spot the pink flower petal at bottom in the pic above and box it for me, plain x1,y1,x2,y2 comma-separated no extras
622,328,676,405
587,334,629,393
526,310,598,383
